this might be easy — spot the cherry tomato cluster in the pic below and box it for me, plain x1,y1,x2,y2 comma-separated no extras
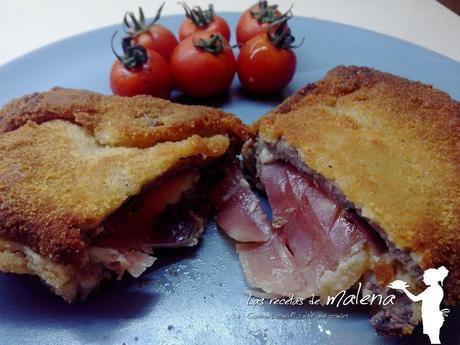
110,1,301,99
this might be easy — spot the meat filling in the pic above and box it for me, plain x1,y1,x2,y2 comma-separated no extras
88,171,201,279
212,156,421,334
212,161,387,297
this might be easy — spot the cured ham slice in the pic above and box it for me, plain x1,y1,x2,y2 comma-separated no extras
211,164,272,243
212,160,383,297
237,236,305,296
260,162,368,268
88,247,156,279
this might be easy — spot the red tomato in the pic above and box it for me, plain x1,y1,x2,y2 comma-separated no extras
132,25,178,61
124,4,178,61
236,1,283,44
237,33,296,94
110,48,173,99
178,3,230,41
170,32,236,98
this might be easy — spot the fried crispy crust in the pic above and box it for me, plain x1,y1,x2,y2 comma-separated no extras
0,87,247,148
0,88,248,265
254,66,460,303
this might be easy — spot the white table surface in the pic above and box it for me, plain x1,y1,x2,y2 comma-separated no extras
0,0,459,67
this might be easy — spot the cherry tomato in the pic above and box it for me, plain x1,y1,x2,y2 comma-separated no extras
132,25,178,61
236,1,283,44
170,32,236,98
124,4,178,61
110,37,173,98
237,34,296,95
178,3,231,41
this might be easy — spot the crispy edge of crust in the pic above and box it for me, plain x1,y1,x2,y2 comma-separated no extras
253,66,460,304
0,87,248,147
0,238,110,302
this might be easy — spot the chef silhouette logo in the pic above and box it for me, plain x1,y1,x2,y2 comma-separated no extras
389,266,449,344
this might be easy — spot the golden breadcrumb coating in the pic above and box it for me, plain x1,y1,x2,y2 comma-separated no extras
0,87,247,148
254,66,460,303
0,88,248,266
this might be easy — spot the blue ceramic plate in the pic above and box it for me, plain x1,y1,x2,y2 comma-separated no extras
0,14,459,345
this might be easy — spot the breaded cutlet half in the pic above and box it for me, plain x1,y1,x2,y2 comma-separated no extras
252,66,460,303
0,88,248,265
